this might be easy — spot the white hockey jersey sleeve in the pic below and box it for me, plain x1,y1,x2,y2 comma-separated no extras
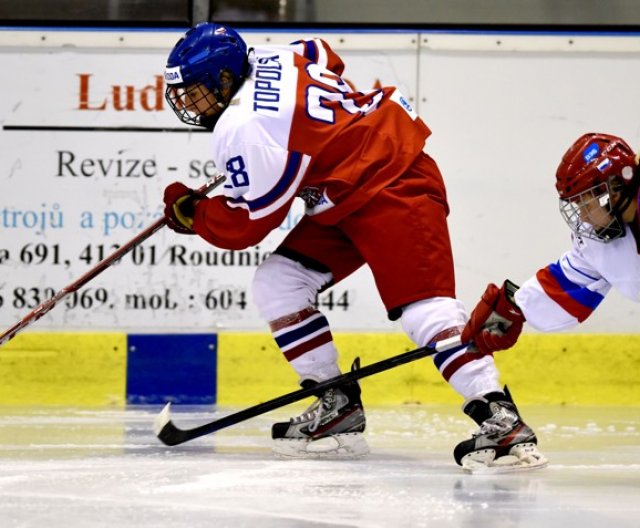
515,226,640,331
514,239,611,332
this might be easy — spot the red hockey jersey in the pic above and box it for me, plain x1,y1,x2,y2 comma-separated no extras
192,38,431,249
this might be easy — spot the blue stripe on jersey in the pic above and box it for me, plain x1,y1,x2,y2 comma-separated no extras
275,314,329,349
231,151,302,212
304,40,318,62
548,261,605,310
564,255,599,281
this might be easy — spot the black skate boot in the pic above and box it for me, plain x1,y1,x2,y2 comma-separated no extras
454,386,547,473
271,380,368,458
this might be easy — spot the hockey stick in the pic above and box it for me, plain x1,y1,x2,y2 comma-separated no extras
0,175,226,347
155,335,465,446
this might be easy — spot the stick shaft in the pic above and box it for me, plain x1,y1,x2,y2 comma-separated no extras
157,336,465,445
0,175,225,346
0,218,165,346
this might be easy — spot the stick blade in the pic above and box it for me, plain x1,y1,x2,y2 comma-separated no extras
154,403,190,446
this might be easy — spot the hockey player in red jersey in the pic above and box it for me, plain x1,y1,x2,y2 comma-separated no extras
162,22,546,471
462,133,639,460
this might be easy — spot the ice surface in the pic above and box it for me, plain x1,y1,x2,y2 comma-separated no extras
0,405,638,527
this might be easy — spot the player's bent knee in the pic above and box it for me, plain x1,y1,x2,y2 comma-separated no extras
401,296,468,346
252,254,333,321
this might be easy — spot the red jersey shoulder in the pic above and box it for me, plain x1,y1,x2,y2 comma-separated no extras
288,38,345,75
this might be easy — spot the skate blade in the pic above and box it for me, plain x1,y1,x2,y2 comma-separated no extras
273,433,369,459
461,443,548,474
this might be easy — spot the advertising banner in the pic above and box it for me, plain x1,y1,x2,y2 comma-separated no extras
0,32,418,332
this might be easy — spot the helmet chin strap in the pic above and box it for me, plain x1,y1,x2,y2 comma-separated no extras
594,222,625,241
197,82,232,129
196,71,238,129
198,108,224,130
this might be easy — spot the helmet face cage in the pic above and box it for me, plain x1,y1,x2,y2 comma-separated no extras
559,178,626,242
165,82,222,128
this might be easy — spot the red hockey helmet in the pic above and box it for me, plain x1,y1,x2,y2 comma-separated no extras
556,133,636,199
556,133,639,242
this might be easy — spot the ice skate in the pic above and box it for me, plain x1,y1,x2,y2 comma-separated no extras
271,380,368,459
454,386,548,474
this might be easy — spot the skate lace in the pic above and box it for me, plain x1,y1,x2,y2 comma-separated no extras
473,407,517,438
290,389,337,433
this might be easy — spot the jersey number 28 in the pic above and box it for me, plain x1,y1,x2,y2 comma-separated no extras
305,63,383,124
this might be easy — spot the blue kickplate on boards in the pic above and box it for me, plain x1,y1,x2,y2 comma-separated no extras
126,333,217,405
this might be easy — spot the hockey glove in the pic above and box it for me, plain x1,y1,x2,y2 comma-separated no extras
163,182,205,235
461,280,525,355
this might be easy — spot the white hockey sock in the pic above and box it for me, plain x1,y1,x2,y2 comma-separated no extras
271,308,341,381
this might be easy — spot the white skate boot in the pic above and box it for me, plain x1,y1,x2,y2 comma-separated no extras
454,386,548,474
271,380,368,459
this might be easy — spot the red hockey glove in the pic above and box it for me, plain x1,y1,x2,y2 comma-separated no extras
461,280,525,354
163,182,205,234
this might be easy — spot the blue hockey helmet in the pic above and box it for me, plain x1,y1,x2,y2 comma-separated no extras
164,23,249,127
